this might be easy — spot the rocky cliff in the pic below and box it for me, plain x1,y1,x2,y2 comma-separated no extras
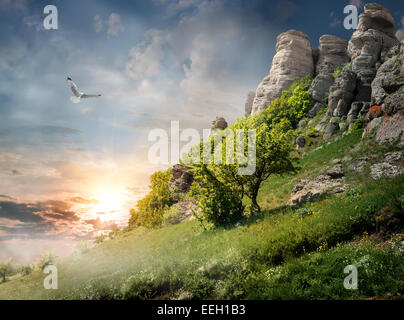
246,3,403,147
250,30,314,115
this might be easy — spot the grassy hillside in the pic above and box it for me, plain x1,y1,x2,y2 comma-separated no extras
1,129,403,300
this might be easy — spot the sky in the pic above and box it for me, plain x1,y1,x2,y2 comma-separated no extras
0,0,403,263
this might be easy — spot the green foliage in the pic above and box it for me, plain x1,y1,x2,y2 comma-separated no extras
95,234,107,245
36,251,58,270
0,259,16,282
351,119,364,131
190,165,244,227
128,169,178,229
109,229,120,240
333,62,352,79
20,264,33,276
162,206,181,227
344,188,362,202
182,76,310,225
260,75,313,129
239,241,404,300
295,208,313,219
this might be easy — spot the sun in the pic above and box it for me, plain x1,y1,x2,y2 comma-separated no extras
90,186,129,220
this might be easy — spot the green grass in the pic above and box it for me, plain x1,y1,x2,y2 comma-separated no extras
1,130,403,300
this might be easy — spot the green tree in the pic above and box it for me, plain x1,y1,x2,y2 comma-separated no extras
128,169,177,228
0,259,16,282
36,251,58,270
94,234,107,245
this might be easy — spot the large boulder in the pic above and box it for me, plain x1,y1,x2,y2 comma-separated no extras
288,165,347,205
251,30,314,114
209,117,228,136
169,165,194,193
309,35,349,102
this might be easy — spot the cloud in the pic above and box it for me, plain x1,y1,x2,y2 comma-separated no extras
22,14,44,31
69,196,100,205
330,17,341,28
0,42,27,70
94,15,103,33
0,0,27,11
107,13,124,38
0,201,45,223
126,31,166,79
93,13,124,38
396,17,404,41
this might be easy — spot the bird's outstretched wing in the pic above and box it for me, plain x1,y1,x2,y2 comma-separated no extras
67,78,81,97
81,94,101,99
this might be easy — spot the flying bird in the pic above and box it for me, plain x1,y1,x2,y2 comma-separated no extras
67,77,101,103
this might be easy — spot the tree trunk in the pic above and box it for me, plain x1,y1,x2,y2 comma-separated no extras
1,274,5,283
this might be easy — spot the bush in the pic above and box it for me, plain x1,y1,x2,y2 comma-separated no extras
128,169,178,229
262,75,313,128
295,208,313,219
95,234,107,245
190,165,244,227
36,251,58,270
333,62,352,79
369,105,383,120
0,259,16,282
163,205,183,226
351,119,364,131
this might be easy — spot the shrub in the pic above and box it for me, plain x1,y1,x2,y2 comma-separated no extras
262,75,313,128
109,229,120,240
0,259,16,282
333,62,352,79
128,169,178,229
351,119,364,131
95,234,107,245
163,205,183,226
36,251,58,270
20,264,33,276
190,165,244,227
369,105,383,119
295,208,313,219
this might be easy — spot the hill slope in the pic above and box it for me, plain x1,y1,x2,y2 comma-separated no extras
1,129,403,300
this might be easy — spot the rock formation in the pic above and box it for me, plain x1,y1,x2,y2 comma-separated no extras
288,164,347,205
366,40,404,146
244,92,255,116
348,3,399,101
210,117,228,136
169,165,194,193
309,35,349,103
244,3,402,148
250,30,314,115
327,69,357,117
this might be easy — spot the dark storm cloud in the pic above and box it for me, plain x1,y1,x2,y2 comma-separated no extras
0,201,45,223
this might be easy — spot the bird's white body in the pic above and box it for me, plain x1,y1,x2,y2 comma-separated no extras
67,77,101,103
